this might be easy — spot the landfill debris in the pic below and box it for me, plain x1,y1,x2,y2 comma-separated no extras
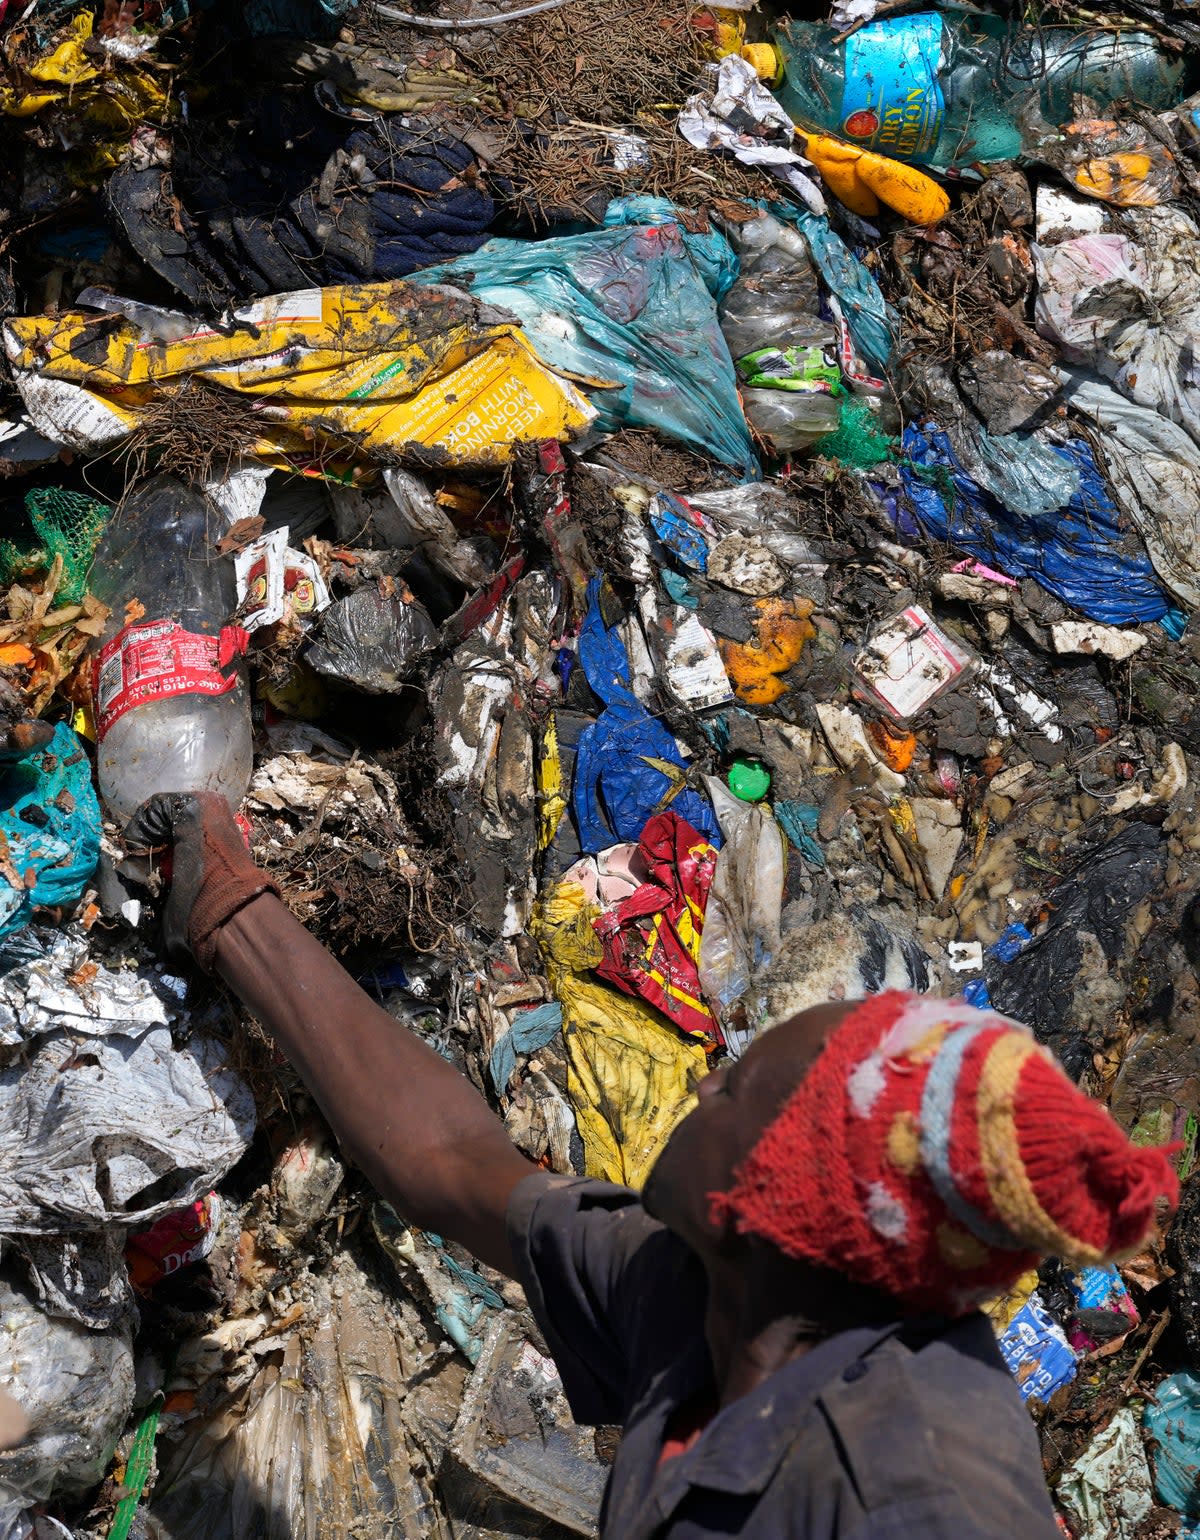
998,1290,1079,1406
447,1315,608,1534
1144,1370,1200,1523
0,1274,134,1539
4,286,595,472
1057,1407,1154,1540
0,0,1200,1532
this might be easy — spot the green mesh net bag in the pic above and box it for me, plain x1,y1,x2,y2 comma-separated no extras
0,489,111,605
815,397,897,471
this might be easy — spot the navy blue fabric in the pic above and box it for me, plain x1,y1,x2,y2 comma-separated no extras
507,1173,1062,1540
108,98,495,307
900,423,1170,625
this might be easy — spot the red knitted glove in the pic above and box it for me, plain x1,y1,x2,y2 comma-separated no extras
123,792,280,972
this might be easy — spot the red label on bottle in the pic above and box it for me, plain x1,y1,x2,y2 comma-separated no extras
842,109,879,139
93,619,249,738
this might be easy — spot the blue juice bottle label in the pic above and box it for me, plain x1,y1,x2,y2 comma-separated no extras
840,12,946,162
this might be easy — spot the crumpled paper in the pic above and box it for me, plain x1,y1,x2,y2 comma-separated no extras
679,56,826,216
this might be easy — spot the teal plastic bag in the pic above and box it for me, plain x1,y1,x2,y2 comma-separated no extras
411,197,758,477
785,208,897,374
0,723,100,938
1145,1370,1200,1520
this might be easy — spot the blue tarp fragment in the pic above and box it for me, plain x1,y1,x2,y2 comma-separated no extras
573,578,720,854
0,723,100,939
900,424,1171,625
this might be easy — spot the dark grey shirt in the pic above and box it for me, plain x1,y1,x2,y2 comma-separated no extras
507,1173,1062,1540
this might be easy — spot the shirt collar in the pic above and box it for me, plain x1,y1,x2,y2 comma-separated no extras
652,1323,903,1503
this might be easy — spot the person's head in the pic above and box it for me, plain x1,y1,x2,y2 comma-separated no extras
643,991,1178,1319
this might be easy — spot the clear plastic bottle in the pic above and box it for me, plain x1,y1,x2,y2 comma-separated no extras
88,475,252,823
719,216,842,451
740,388,842,453
718,214,831,363
772,12,1191,170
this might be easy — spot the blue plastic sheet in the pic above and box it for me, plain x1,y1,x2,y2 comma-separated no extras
774,799,824,869
489,1001,563,1096
900,424,1172,625
573,578,721,854
998,1294,1078,1404
411,198,757,477
651,493,709,573
1145,1371,1200,1520
0,724,100,939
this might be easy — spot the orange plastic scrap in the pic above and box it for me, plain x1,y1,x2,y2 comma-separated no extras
867,718,918,773
0,644,35,668
1074,150,1163,207
718,595,815,705
796,130,951,224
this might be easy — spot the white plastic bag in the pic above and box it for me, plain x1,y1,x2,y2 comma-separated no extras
696,778,786,1053
0,1275,133,1539
1035,210,1200,446
0,929,254,1327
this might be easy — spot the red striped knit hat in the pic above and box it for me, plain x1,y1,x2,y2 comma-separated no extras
711,992,1178,1316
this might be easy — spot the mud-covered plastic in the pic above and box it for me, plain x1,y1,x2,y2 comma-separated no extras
87,475,252,823
305,582,438,694
772,12,1190,170
449,1315,607,1536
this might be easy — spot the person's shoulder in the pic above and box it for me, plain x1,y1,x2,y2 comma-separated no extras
509,1171,699,1309
507,1171,666,1253
505,1172,703,1427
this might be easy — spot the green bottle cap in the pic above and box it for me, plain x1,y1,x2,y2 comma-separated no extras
728,756,771,802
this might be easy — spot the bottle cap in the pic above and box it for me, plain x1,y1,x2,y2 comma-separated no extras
728,756,771,802
741,42,783,84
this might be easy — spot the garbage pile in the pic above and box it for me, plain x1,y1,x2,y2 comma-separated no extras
1,0,1200,1533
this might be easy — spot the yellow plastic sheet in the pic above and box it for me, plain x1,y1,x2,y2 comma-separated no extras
4,283,594,471
0,14,170,179
0,14,98,115
532,880,707,1189
536,714,567,851
982,1269,1039,1334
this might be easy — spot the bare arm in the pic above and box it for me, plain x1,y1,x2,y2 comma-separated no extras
213,893,535,1274
124,793,538,1276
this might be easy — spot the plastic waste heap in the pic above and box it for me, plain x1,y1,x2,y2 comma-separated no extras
718,214,842,452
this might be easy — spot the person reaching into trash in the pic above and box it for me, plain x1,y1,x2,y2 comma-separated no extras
126,790,1179,1540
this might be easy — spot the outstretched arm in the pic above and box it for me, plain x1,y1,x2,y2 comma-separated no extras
125,793,536,1276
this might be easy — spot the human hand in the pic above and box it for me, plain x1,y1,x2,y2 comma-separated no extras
123,792,280,971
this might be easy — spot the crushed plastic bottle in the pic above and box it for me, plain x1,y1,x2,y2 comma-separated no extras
88,475,252,823
719,216,842,451
739,388,842,452
718,214,831,362
772,12,1190,170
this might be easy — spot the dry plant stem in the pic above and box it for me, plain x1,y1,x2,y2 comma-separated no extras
461,0,774,221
